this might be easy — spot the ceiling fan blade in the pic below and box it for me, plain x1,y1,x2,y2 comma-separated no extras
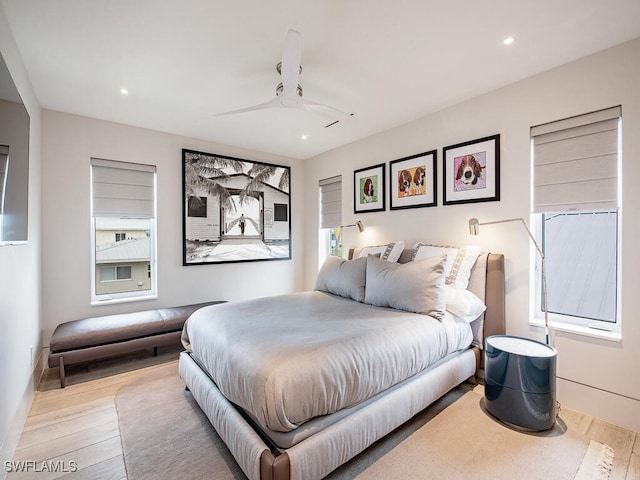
280,29,302,96
215,97,281,117
299,97,357,123
216,30,356,123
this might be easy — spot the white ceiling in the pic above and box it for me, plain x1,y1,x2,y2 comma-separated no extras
2,0,640,160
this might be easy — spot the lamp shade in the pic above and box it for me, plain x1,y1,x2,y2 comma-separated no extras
469,218,480,235
341,221,365,232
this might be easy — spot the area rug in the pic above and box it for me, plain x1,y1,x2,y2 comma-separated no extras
116,362,594,480
574,441,614,480
116,362,245,480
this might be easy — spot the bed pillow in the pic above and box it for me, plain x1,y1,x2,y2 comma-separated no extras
444,285,486,323
364,254,446,319
315,255,367,302
357,241,405,262
411,243,482,289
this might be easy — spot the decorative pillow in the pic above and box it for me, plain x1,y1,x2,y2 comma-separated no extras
358,241,405,262
411,243,482,289
315,255,367,302
444,285,486,323
364,254,446,318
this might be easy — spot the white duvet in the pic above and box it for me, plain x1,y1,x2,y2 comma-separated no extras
182,291,472,433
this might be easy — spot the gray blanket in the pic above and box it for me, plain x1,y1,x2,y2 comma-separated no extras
183,291,469,432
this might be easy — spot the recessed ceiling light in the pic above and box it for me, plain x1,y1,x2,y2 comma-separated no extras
301,134,308,140
120,88,129,95
503,36,515,46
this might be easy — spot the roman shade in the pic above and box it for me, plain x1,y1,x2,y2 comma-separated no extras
531,106,621,213
319,175,342,229
91,158,156,219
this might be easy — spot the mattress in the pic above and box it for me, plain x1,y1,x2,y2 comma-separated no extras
182,291,472,434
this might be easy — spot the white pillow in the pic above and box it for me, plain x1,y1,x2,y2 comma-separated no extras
315,255,367,302
364,254,446,319
412,243,482,289
358,241,405,263
444,285,486,323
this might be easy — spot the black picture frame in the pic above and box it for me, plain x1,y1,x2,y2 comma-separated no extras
182,148,291,265
353,163,385,214
389,150,437,210
442,134,500,205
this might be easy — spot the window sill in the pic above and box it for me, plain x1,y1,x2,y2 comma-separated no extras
0,240,27,246
530,318,621,342
91,294,157,306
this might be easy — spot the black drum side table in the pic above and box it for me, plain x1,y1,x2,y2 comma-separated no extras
484,335,557,431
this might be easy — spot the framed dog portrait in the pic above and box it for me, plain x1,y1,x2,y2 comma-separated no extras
354,163,385,213
389,150,437,210
442,134,500,205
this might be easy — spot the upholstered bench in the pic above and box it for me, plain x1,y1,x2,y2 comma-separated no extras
48,301,223,388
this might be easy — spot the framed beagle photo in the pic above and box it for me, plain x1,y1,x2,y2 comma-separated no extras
442,134,500,205
354,163,385,213
389,150,437,210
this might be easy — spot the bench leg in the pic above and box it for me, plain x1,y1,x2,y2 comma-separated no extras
59,357,66,389
153,346,158,357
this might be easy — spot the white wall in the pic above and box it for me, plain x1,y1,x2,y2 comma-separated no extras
303,38,640,432
0,3,42,472
40,111,305,349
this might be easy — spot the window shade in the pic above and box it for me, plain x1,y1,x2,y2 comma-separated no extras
91,158,156,218
319,175,342,229
531,106,620,213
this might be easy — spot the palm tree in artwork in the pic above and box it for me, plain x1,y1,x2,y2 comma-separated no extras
185,152,290,212
184,152,245,212
241,163,290,204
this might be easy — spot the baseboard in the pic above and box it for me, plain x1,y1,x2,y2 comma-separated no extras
0,349,44,480
557,377,640,432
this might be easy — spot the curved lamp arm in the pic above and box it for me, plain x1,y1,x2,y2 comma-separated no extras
469,217,549,345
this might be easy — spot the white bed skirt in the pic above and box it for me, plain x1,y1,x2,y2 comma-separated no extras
179,348,477,480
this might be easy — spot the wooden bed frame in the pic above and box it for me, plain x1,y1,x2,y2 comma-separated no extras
179,252,505,480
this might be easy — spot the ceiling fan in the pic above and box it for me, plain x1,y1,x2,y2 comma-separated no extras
216,30,356,124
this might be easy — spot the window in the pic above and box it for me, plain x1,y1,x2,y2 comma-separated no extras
100,265,132,282
0,146,7,239
531,106,621,335
91,158,157,304
187,196,207,218
543,211,617,323
319,176,342,263
0,145,7,216
328,227,342,257
274,203,288,222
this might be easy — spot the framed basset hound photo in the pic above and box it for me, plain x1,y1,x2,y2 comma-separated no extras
442,134,500,205
389,150,437,210
354,163,385,213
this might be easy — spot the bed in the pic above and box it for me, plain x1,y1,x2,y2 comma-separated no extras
179,247,505,480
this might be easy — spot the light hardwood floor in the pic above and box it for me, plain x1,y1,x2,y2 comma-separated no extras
5,347,640,480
